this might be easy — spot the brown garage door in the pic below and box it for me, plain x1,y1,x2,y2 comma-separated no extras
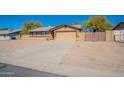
55,31,76,40
85,32,106,41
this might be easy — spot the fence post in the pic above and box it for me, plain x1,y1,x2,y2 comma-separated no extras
77,32,85,41
106,30,114,41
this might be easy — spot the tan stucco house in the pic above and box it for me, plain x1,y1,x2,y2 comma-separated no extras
29,24,82,40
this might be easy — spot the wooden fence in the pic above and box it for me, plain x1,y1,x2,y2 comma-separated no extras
85,32,106,41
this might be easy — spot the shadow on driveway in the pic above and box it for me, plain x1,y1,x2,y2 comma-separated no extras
0,63,65,77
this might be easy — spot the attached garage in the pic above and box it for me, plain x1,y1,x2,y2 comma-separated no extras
55,31,76,40
49,24,82,41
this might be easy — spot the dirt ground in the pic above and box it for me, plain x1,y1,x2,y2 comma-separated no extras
0,40,74,76
63,41,124,76
0,40,124,76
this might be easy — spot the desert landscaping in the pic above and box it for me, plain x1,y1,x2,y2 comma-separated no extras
0,39,124,76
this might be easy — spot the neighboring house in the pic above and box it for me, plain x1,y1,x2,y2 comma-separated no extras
0,30,11,40
0,29,22,40
29,24,82,41
113,22,124,42
9,29,22,40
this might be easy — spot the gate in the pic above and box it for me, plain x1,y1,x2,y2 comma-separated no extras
85,32,106,41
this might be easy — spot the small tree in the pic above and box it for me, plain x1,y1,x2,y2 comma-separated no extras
82,16,113,32
22,22,42,34
75,22,80,25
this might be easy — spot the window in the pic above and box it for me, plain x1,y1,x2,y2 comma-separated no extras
41,31,46,36
4,35,6,37
32,32,36,36
45,32,49,35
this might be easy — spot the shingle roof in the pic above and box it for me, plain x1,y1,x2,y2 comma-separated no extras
113,22,124,30
9,29,22,34
49,24,82,31
0,29,22,35
30,27,53,32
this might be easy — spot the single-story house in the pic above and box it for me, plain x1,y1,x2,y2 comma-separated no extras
113,22,124,42
9,29,22,40
0,30,11,40
0,29,22,40
29,24,82,41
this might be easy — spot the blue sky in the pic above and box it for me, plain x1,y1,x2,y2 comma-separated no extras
0,15,124,29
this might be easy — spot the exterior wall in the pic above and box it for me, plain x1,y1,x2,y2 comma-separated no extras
21,35,30,40
77,32,85,41
55,27,76,31
22,35,52,40
106,31,113,42
29,31,52,40
10,34,21,40
0,35,10,40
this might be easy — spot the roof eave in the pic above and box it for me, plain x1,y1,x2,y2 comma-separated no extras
49,24,82,31
112,22,124,30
